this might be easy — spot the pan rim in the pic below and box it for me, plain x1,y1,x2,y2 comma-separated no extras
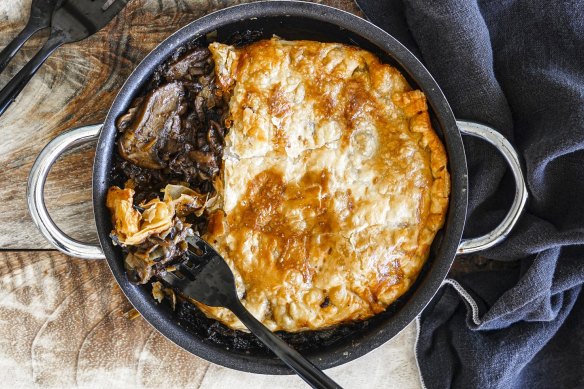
93,0,467,375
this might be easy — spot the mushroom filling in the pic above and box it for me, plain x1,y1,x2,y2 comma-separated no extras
108,43,228,286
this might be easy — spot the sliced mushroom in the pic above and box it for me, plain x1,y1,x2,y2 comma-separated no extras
117,96,144,132
189,149,219,178
117,82,184,169
164,48,211,82
207,120,225,153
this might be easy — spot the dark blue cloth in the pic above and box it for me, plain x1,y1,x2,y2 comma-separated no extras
357,0,584,387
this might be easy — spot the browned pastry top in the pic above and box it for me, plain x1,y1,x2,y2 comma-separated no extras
197,38,450,332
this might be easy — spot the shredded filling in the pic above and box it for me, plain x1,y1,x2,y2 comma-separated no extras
108,43,228,286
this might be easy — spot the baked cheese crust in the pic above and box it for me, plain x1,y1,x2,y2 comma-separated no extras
201,38,450,332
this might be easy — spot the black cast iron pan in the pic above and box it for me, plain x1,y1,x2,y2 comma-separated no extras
27,1,528,375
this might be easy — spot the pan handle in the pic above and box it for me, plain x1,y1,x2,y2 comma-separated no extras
27,124,106,259
27,122,526,258
456,120,528,254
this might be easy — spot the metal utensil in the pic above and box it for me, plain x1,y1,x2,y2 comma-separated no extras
159,235,343,389
0,0,128,116
0,0,62,74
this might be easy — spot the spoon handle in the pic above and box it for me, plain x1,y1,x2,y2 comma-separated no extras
230,300,343,389
0,32,63,116
0,22,43,75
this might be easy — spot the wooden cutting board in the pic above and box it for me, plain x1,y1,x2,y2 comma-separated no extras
0,0,422,387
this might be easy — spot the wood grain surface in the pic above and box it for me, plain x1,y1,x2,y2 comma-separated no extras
0,251,422,388
0,0,423,387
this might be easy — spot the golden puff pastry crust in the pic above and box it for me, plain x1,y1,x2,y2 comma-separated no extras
202,38,450,332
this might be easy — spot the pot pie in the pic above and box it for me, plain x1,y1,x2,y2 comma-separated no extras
107,38,450,333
